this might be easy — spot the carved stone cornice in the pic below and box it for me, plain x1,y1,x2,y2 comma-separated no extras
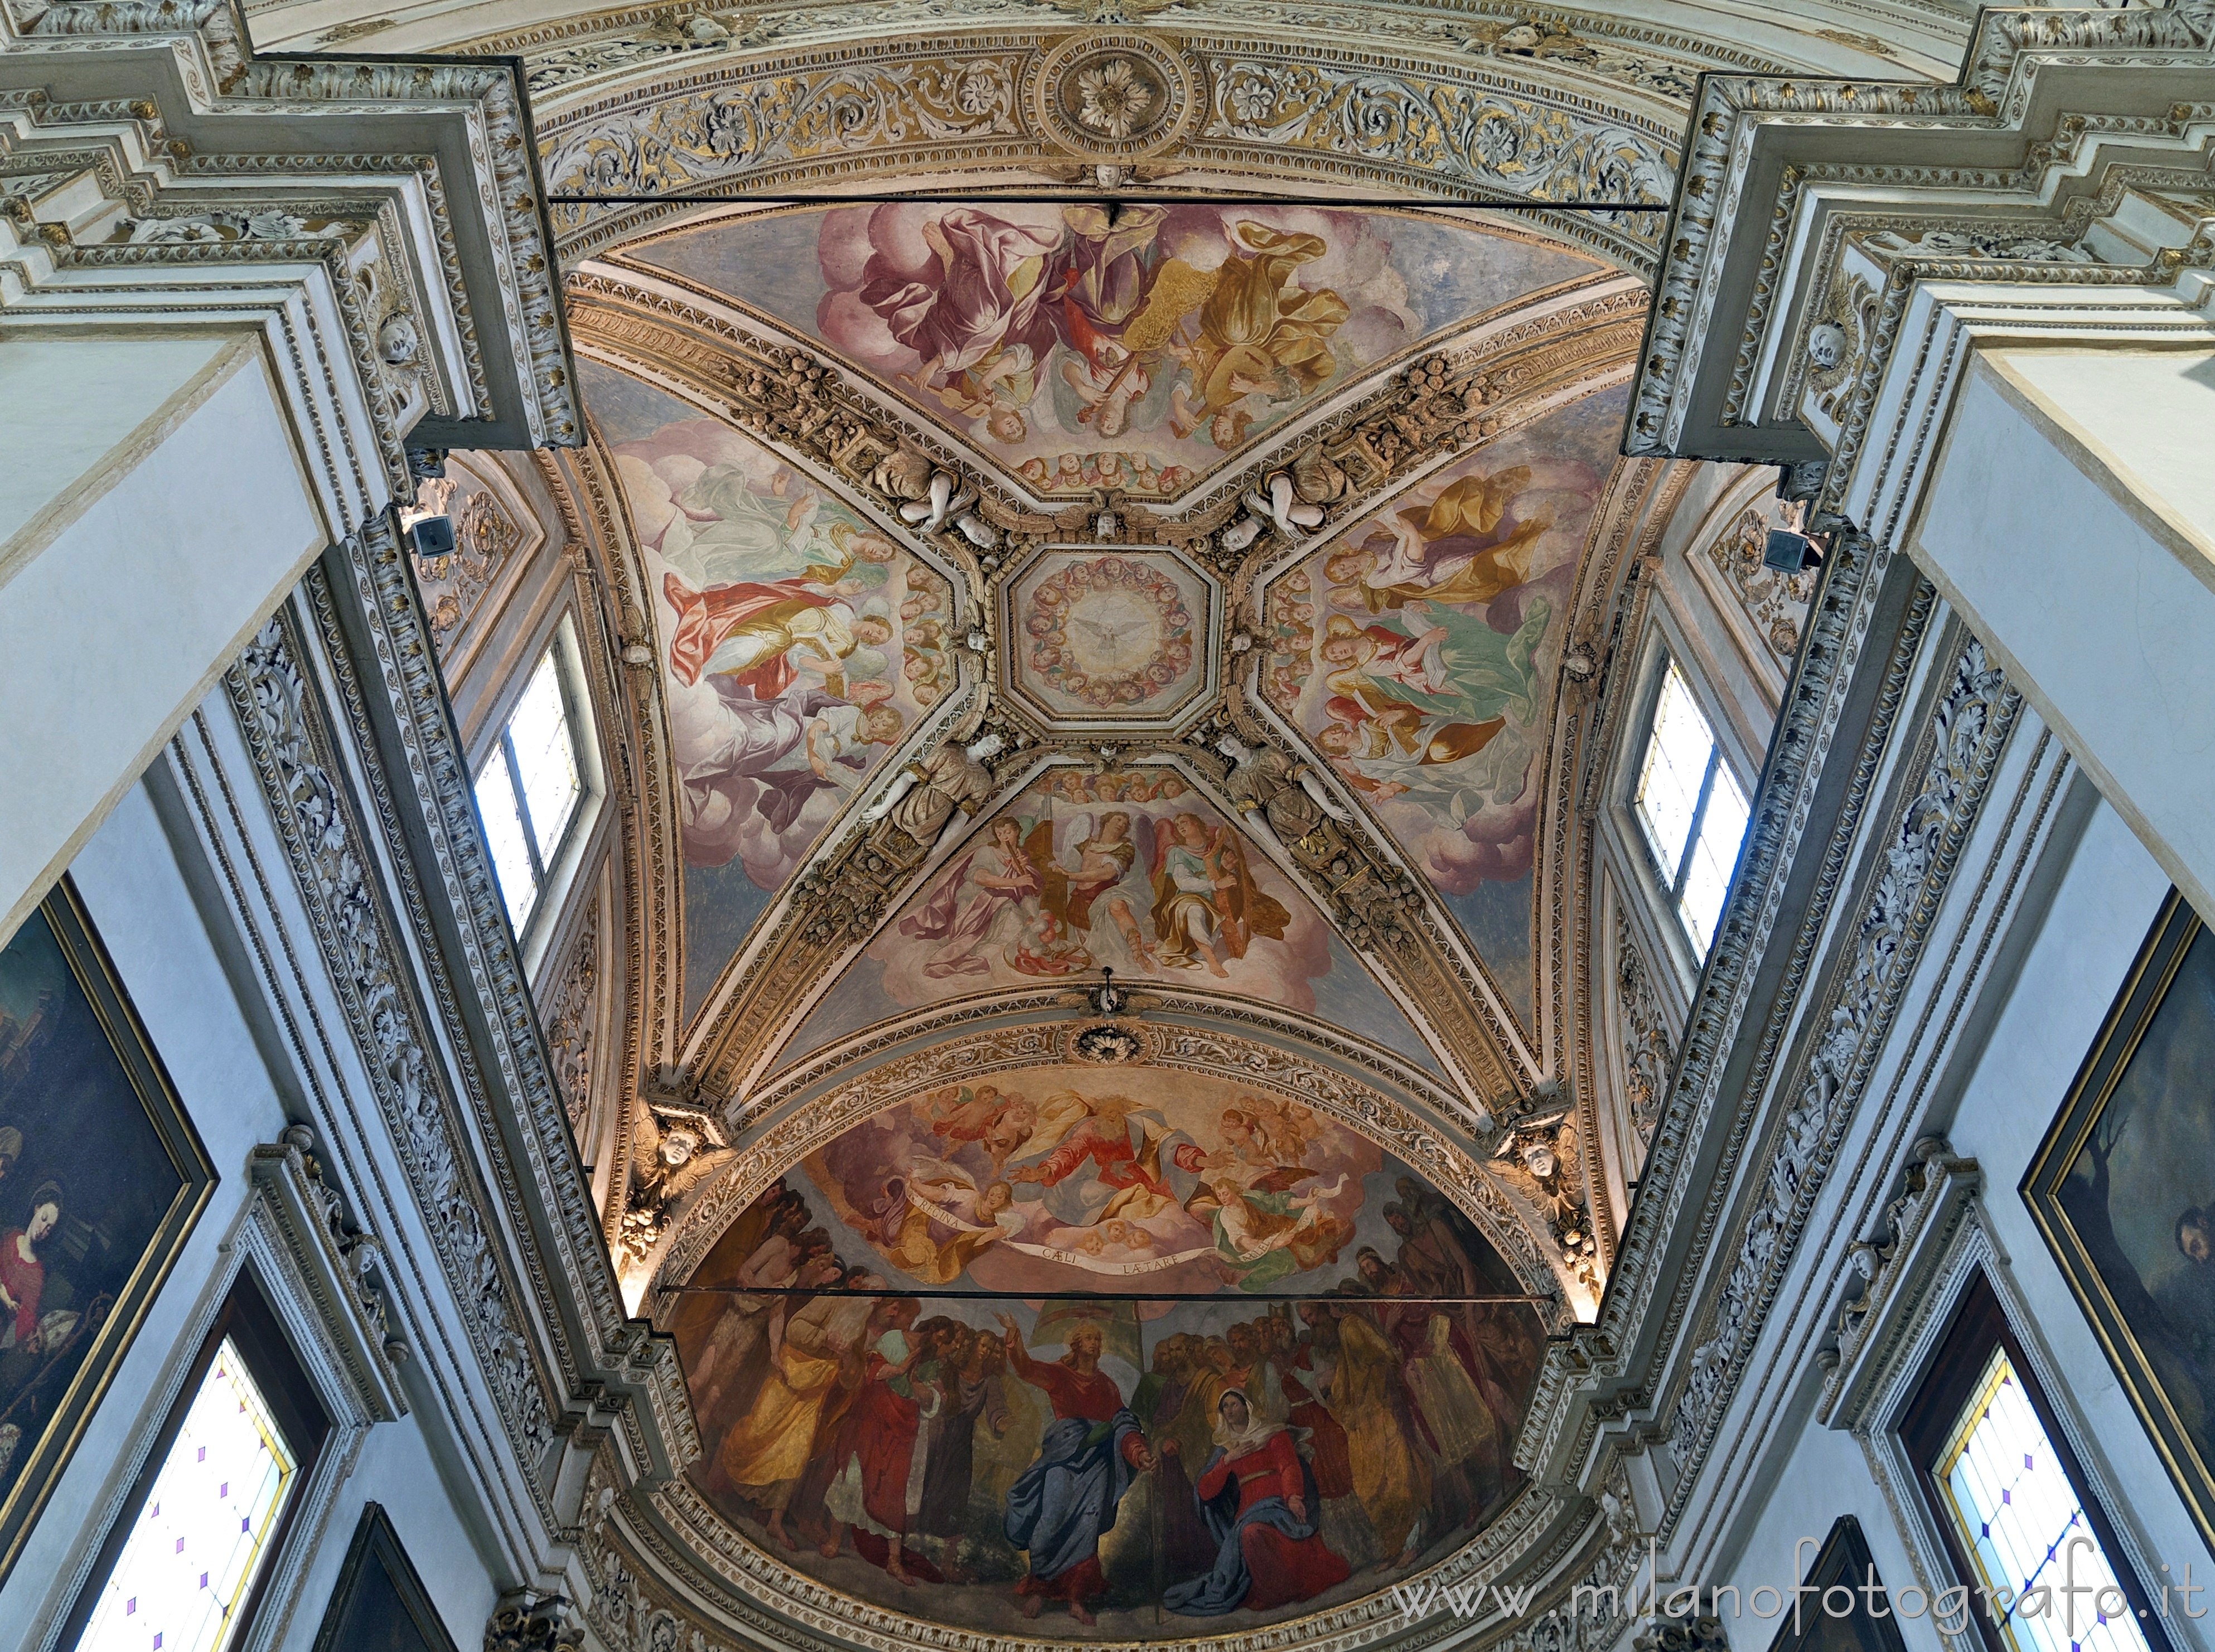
225,603,564,1487
1660,628,2019,1491
246,1126,412,1424
1516,526,1924,1483
1625,1,2215,472
1816,1135,1980,1427
0,6,582,467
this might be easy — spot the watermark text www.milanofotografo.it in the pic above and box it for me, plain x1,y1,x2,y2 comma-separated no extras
1391,1537,2215,1635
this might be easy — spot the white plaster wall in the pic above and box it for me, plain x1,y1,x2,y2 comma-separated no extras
1991,348,2215,556
1698,800,2210,1645
0,342,325,951
0,336,231,558
1938,802,2211,1589
0,778,500,1652
1912,351,2215,930
1713,1412,1942,1652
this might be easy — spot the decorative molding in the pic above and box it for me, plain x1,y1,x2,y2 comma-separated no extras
304,509,700,1491
246,1125,413,1422
1700,504,1816,662
544,892,602,1146
1817,1135,1980,1428
1625,3,2215,467
1518,524,1922,1479
0,11,583,489
486,1595,587,1652
1613,912,1677,1170
225,607,560,1472
490,1,1809,113
1666,631,2020,1479
534,31,1684,269
410,458,541,677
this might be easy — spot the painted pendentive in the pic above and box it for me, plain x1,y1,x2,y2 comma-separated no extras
583,362,958,1024
1261,387,1627,1026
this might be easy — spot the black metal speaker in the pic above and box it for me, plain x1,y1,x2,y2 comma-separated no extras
409,514,457,558
1762,528,1817,574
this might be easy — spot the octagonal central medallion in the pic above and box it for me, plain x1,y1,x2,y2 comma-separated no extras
999,545,1220,732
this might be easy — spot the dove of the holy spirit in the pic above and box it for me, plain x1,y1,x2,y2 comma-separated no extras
1063,589,1164,675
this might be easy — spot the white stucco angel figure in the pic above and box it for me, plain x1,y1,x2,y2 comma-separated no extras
863,730,1005,845
630,1106,739,1232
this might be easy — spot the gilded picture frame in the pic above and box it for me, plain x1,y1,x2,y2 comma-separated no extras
0,878,217,1582
2023,890,2215,1550
309,1503,460,1652
1766,1518,1908,1652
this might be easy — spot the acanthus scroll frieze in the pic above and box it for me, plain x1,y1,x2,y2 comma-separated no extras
1667,632,2019,1481
226,607,559,1469
535,32,1679,269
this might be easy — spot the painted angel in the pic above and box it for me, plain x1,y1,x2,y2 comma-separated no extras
1206,1171,1353,1287
913,1081,1041,1173
1148,812,1290,976
1351,467,1554,614
872,1157,1027,1285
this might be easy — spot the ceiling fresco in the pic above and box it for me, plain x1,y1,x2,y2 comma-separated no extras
666,1060,1545,1634
557,96,1653,1638
625,204,1607,499
1260,385,1628,1025
580,359,959,1024
1000,546,1220,730
768,764,1448,1074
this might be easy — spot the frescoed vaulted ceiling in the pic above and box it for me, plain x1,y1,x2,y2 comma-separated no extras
270,1,1969,1643
569,197,1648,1117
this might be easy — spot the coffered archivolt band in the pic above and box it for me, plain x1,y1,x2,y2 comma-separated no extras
523,28,1693,269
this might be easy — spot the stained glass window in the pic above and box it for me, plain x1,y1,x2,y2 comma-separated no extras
1633,660,1751,958
1936,1348,2153,1652
76,1340,298,1652
473,642,588,933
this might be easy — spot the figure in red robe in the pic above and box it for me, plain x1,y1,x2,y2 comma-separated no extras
1010,1094,1176,1221
998,1317,1155,1625
1162,1389,1351,1615
0,1184,62,1353
661,571,836,696
817,1300,938,1584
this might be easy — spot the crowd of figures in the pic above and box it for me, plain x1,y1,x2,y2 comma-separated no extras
674,1172,1543,1627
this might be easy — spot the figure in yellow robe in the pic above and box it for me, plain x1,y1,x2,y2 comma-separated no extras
1166,224,1352,446
1327,1308,1432,1562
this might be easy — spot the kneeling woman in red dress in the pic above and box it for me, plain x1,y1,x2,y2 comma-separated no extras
1162,1389,1353,1615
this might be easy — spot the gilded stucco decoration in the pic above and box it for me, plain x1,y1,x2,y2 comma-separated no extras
560,236,1646,1150
530,30,1685,270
